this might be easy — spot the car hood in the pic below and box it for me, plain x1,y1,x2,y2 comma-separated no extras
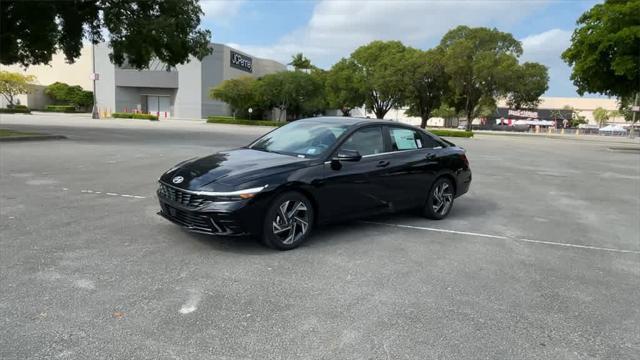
160,148,311,191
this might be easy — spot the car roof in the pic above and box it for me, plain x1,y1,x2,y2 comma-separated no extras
295,116,411,128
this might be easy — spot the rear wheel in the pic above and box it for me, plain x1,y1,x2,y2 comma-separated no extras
424,177,455,220
261,191,314,250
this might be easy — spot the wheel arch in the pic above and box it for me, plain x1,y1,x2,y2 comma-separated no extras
267,182,320,225
435,172,458,196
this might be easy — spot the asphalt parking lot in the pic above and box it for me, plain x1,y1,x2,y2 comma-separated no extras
1,115,639,359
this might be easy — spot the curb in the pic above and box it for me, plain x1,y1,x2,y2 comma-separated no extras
0,134,67,142
608,146,640,152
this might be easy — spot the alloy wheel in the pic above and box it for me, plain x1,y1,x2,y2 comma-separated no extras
272,200,310,245
432,182,453,215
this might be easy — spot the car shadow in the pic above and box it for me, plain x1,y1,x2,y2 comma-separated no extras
175,195,496,253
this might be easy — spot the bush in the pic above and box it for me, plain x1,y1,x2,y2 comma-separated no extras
45,105,77,112
45,82,93,108
0,105,31,113
207,116,283,127
112,112,158,120
428,129,474,138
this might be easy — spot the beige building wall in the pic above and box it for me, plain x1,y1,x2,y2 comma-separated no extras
0,45,92,90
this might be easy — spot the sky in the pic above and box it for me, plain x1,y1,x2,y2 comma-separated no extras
199,0,602,98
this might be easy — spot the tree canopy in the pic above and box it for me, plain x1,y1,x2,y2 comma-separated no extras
325,59,367,116
256,71,324,120
562,0,640,99
1,0,212,69
289,53,314,72
0,71,36,106
439,25,547,130
403,48,450,128
351,41,410,119
593,107,611,127
209,77,260,118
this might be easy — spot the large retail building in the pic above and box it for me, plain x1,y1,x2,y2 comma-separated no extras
94,43,286,119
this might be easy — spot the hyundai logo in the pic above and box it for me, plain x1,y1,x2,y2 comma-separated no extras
172,176,184,184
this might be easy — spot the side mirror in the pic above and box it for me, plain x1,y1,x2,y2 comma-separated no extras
332,149,362,162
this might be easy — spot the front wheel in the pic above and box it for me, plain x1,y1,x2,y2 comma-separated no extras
261,191,314,250
424,177,455,220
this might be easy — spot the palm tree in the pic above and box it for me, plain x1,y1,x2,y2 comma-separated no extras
288,53,313,73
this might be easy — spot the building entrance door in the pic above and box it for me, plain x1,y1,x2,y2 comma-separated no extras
147,96,171,118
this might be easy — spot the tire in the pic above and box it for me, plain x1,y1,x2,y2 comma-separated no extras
261,191,314,250
424,177,455,220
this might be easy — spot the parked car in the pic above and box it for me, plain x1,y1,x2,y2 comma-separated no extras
157,117,472,249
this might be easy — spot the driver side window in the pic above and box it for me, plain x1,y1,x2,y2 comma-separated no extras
338,126,384,156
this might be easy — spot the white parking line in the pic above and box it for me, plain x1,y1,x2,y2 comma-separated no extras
79,189,146,199
361,221,640,255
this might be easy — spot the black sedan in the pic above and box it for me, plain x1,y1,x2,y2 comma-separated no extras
157,117,471,249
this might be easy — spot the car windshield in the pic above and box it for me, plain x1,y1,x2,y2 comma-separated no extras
249,121,350,158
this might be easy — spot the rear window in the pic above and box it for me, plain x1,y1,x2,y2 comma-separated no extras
389,127,423,151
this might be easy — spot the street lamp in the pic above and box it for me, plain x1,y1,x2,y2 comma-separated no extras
91,42,99,119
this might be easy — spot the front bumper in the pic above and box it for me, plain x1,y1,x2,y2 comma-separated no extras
158,201,248,236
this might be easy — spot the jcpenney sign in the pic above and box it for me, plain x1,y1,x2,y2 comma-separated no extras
230,51,252,73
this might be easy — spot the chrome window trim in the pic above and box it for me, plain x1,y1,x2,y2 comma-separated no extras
323,149,424,164
159,181,268,197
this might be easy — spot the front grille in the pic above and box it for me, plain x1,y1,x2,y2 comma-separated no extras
158,183,211,208
160,204,242,235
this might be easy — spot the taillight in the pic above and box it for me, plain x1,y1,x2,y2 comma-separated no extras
460,153,469,168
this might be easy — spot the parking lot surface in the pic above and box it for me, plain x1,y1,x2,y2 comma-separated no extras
1,115,639,359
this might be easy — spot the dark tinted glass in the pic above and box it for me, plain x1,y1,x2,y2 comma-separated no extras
338,126,384,156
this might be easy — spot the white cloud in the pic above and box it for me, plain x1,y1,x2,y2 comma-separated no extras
200,0,246,23
520,29,576,96
228,0,549,67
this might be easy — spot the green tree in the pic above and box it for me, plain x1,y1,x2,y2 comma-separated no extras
560,105,587,128
288,53,314,72
350,41,409,119
0,71,36,106
1,0,211,69
325,58,367,116
593,107,611,127
618,94,639,122
506,62,549,109
440,26,542,130
403,48,449,128
257,71,324,120
44,82,93,109
562,0,640,100
209,77,260,118
431,105,459,127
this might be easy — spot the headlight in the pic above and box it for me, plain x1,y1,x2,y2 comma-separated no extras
193,185,268,201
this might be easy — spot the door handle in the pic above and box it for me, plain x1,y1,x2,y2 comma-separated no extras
425,153,437,160
376,160,390,167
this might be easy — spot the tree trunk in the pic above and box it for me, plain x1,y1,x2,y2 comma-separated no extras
420,116,428,129
466,109,473,131
374,107,386,119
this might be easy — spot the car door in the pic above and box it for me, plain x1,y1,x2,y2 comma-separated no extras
381,126,444,209
316,125,393,220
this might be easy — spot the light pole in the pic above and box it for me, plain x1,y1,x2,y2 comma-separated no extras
630,92,639,139
91,42,99,119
